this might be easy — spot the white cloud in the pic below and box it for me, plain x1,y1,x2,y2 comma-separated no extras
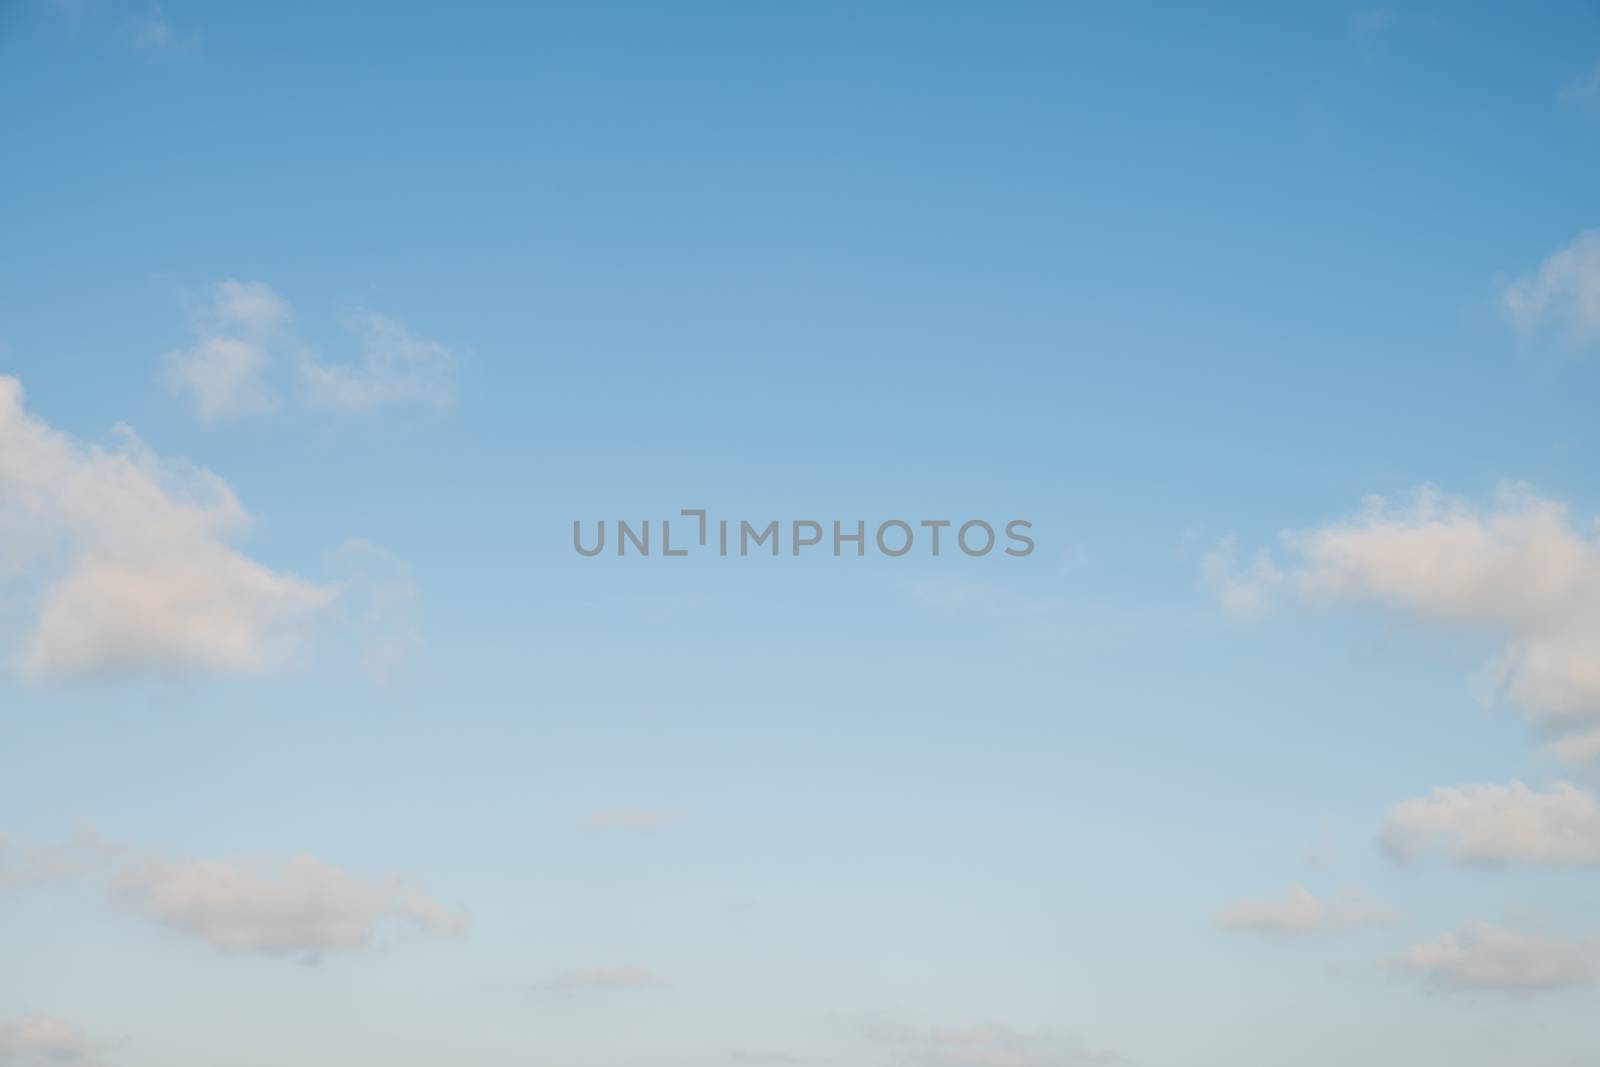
165,337,274,419
162,283,456,418
1391,923,1600,992
1208,486,1600,747
1215,885,1396,933
864,1021,1124,1067
163,281,289,420
0,376,332,683
1381,781,1600,867
1502,230,1600,348
0,1017,98,1066
301,312,457,412
533,966,662,996
116,853,464,956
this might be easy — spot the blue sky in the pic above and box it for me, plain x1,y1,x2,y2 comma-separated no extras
4,3,1600,1066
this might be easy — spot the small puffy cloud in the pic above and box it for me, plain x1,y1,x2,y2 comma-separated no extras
115,853,464,956
301,313,457,412
1381,781,1600,867
0,1017,99,1066
162,283,456,418
0,376,332,683
865,1021,1124,1067
1391,923,1600,993
1207,486,1600,750
165,338,274,419
163,281,290,420
533,966,663,997
1215,885,1396,933
1502,230,1600,349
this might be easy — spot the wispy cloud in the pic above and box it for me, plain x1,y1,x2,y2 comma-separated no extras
163,281,291,420
533,966,663,997
1501,230,1600,349
1548,728,1600,768
329,539,421,684
1561,62,1600,109
301,312,458,412
1391,923,1600,993
1348,8,1394,40
129,5,193,55
161,281,458,419
0,828,108,890
730,1051,808,1066
3,826,460,960
863,1020,1125,1067
1215,885,1396,934
48,0,89,29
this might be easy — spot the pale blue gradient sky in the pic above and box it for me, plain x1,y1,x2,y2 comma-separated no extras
3,3,1600,1066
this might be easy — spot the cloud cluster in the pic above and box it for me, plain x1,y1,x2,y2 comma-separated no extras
864,1022,1123,1067
116,853,464,956
1211,485,1600,994
0,1017,98,1066
1391,923,1600,992
0,376,332,683
161,281,457,420
1382,781,1600,867
1502,230,1600,349
1215,885,1396,933
1207,486,1600,751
